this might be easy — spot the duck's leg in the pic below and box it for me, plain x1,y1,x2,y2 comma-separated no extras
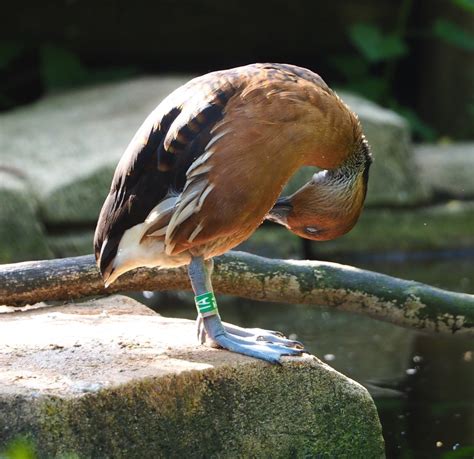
188,256,305,363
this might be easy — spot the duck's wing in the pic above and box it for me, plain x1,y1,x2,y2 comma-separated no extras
93,71,238,277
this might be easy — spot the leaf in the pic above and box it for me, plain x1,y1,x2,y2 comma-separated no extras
433,19,474,51
451,0,474,13
39,45,138,91
441,445,474,459
0,41,23,70
345,76,389,103
40,45,89,90
329,55,370,80
391,104,437,141
0,436,36,459
349,23,408,63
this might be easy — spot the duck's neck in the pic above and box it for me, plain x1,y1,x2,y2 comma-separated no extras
285,137,372,241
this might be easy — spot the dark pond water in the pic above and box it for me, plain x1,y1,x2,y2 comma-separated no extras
147,256,474,459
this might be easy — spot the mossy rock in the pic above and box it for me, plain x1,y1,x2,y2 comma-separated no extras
0,296,385,458
312,200,474,256
47,230,95,258
0,171,52,263
415,143,474,199
0,77,189,226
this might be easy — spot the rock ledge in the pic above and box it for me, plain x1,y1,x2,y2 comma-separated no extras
0,295,384,457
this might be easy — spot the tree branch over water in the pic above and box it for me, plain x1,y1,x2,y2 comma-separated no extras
1,252,473,334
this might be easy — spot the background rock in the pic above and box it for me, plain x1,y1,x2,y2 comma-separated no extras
0,170,51,262
0,77,472,263
0,77,188,226
415,143,474,199
340,92,429,206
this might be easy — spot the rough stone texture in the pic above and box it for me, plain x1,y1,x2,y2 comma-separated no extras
415,143,474,199
0,170,52,263
0,295,385,458
46,231,95,258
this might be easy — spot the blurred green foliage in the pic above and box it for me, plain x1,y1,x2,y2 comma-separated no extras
333,0,474,140
0,43,136,111
442,445,474,458
0,436,80,459
40,45,137,91
0,437,36,459
0,0,473,141
349,23,408,63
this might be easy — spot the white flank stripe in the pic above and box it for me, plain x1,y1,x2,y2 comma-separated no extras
147,226,167,237
197,183,215,210
186,149,214,175
188,220,205,242
187,163,213,179
204,128,230,151
145,196,178,224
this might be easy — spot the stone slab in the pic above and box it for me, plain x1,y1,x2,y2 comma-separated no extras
0,170,52,263
0,295,384,457
0,77,189,225
415,142,474,198
340,92,429,206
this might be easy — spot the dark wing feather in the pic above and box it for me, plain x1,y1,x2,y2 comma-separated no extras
93,76,234,276
93,106,180,275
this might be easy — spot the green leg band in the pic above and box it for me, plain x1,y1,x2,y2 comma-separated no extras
195,291,219,317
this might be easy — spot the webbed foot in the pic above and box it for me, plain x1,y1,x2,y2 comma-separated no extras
199,315,306,364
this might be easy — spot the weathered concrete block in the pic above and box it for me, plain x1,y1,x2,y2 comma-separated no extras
415,143,474,199
0,170,52,263
0,295,384,458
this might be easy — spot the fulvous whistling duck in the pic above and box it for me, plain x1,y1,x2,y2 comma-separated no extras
94,63,372,363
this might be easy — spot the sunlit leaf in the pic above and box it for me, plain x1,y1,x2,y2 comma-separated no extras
441,445,474,458
433,19,474,51
349,23,408,62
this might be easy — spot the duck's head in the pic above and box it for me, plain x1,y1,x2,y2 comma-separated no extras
267,141,372,241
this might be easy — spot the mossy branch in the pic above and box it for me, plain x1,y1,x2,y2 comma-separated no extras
0,251,473,334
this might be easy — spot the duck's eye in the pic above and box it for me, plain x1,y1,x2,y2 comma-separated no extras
305,227,319,235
